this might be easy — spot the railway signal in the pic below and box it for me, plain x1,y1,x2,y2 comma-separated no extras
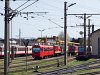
23,39,29,47
23,39,29,72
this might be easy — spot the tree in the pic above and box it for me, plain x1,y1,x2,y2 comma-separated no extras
58,31,64,40
78,38,84,45
58,31,70,41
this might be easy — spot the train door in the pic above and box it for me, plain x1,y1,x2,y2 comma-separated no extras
98,38,100,57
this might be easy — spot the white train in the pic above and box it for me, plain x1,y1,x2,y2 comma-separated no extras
0,45,32,57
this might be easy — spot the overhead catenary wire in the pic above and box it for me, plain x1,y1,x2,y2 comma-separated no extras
19,0,39,12
38,26,60,31
14,0,30,11
41,0,62,11
0,0,31,16
35,14,76,28
33,13,82,26
8,0,39,20
48,19,63,28
31,2,100,27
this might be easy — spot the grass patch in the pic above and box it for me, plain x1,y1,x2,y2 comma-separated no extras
0,56,97,75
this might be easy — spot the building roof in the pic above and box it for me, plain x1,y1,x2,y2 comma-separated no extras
90,28,100,36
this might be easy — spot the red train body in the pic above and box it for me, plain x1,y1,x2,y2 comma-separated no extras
68,45,78,55
32,45,62,59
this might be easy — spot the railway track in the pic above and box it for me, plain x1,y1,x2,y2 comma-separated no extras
0,56,75,75
35,59,100,75
79,71,100,75
0,55,64,70
2,56,100,75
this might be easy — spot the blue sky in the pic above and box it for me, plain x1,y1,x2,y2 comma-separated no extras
0,0,100,39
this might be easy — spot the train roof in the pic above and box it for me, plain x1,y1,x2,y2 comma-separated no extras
33,44,53,47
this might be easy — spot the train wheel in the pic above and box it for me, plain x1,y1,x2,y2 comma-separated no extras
43,56,48,59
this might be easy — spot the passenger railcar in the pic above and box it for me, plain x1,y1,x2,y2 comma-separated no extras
0,46,4,57
0,45,32,58
14,46,32,56
32,45,62,59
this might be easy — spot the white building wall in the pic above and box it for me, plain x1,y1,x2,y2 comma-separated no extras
91,31,100,56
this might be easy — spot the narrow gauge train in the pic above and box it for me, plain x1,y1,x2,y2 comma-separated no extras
0,45,32,57
32,44,62,59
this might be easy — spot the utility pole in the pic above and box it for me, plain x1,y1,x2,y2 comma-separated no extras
38,29,45,38
4,0,10,75
64,1,67,65
19,28,21,45
87,19,91,55
64,2,76,65
92,24,94,33
67,13,100,56
84,13,87,55
3,0,45,75
76,13,87,54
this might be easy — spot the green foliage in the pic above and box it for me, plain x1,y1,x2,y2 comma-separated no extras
58,31,70,41
71,38,84,45
0,56,96,75
58,31,64,40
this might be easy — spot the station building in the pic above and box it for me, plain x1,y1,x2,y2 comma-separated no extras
90,29,100,57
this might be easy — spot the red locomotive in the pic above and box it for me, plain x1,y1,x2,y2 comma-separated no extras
67,42,80,56
32,44,62,59
68,45,78,55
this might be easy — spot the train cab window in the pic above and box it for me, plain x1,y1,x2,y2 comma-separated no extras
43,47,53,51
49,48,53,51
32,48,40,53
